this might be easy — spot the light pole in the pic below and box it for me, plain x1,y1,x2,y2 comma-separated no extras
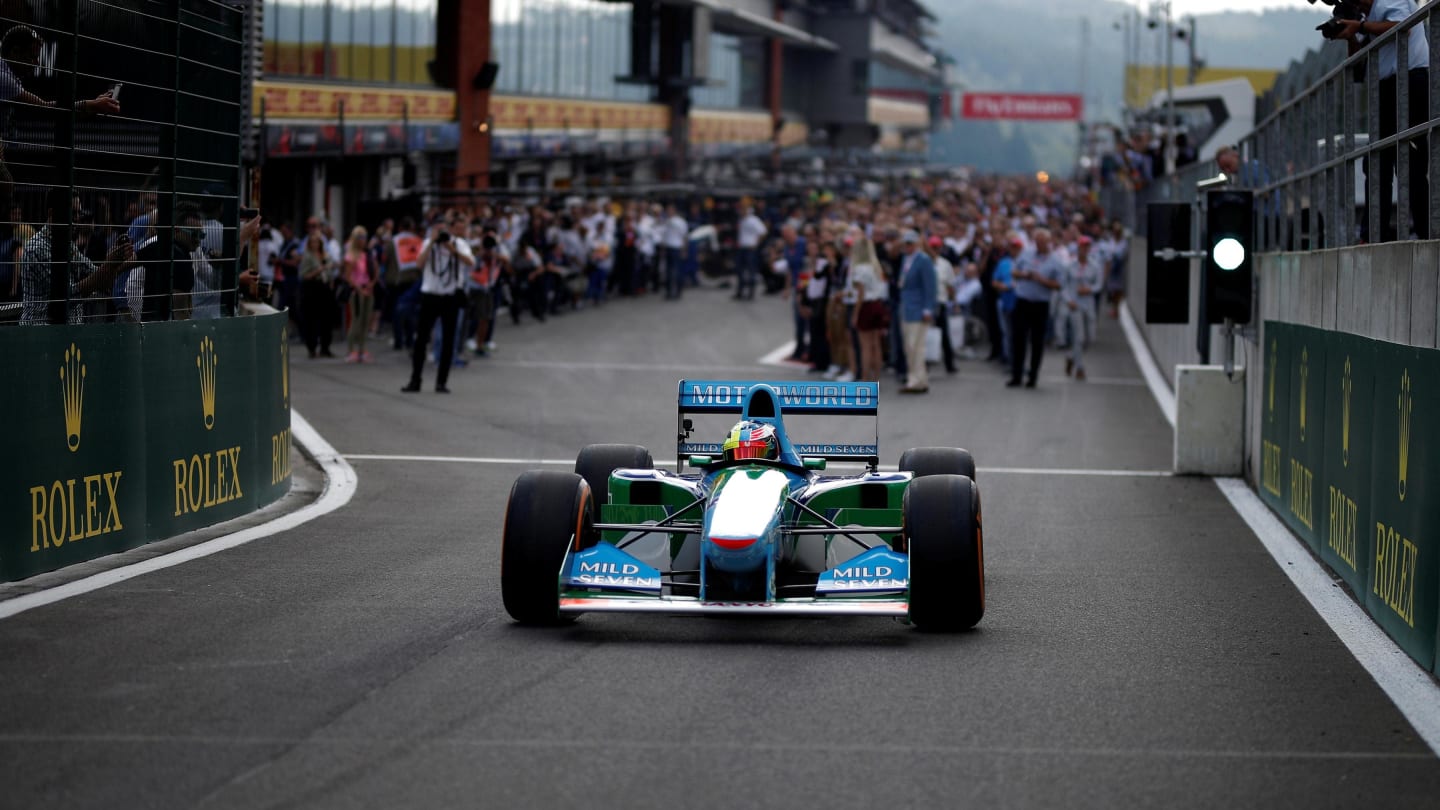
1145,2,1177,175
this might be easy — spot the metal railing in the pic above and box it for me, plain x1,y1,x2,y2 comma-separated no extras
0,0,246,326
1240,4,1439,249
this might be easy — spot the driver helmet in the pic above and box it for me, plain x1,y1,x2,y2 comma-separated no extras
722,420,779,462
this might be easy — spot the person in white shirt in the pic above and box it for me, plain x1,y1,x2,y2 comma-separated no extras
661,204,688,300
402,218,473,394
734,205,767,300
1338,0,1430,240
848,236,891,382
1063,236,1104,380
637,205,660,292
927,236,958,374
322,221,343,267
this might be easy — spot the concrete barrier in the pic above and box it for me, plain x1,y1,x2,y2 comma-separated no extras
0,312,292,582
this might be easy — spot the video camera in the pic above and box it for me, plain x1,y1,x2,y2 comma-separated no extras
1311,0,1364,40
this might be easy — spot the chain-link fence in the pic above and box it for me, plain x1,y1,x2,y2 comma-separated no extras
0,0,245,326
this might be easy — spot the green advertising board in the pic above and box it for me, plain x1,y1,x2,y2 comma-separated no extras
1281,325,1326,551
252,316,294,508
1259,322,1290,516
1319,331,1376,598
0,325,149,580
1365,342,1440,670
0,312,291,583
143,319,259,540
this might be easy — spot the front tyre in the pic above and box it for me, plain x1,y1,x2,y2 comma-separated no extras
501,471,593,625
898,447,977,483
905,474,984,631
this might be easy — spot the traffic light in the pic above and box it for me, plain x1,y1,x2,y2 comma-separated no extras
1145,202,1191,324
1204,189,1254,324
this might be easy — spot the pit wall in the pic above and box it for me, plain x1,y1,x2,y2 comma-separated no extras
0,311,293,582
1125,239,1440,672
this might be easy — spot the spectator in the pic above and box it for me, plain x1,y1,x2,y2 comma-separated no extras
0,25,120,219
296,231,336,358
20,188,132,324
1101,220,1128,318
661,204,687,300
343,226,375,363
613,214,639,296
927,235,958,375
991,235,1020,366
637,204,660,293
389,217,423,349
824,238,854,381
781,223,808,360
896,230,937,394
0,221,29,301
803,240,832,374
466,231,505,356
1008,228,1064,388
586,241,611,307
734,204,766,300
1339,1,1430,241
1063,236,1103,381
403,218,473,394
849,235,890,383
131,201,206,322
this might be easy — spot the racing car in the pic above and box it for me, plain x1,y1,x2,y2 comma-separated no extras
501,380,984,631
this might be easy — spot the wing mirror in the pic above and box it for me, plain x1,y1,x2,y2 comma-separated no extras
802,457,827,471
689,454,715,468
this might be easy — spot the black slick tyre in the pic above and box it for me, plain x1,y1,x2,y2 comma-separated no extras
575,444,653,507
905,474,984,631
501,471,593,625
898,447,977,482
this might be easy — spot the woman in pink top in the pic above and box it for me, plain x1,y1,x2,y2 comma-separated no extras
344,226,376,362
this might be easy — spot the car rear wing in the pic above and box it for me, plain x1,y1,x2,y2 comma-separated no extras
676,379,880,469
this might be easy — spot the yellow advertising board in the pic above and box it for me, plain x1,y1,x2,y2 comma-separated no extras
254,80,456,121
1124,65,1280,109
490,95,668,131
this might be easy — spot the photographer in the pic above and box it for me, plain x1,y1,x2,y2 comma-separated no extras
402,218,473,394
1335,0,1430,241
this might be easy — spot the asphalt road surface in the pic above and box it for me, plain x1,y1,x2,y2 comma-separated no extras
4,285,1439,808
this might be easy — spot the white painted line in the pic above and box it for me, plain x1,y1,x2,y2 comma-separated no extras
1214,478,1440,755
758,340,802,367
483,359,765,374
0,411,357,621
978,466,1171,477
345,454,675,468
1118,304,1177,428
343,454,1169,477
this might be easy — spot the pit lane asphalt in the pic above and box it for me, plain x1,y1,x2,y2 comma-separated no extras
2,285,1438,809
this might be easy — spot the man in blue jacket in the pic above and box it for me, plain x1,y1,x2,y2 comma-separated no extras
897,230,937,394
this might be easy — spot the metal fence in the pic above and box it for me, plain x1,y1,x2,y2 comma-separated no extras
0,0,245,326
1107,6,1440,253
1241,3,1439,250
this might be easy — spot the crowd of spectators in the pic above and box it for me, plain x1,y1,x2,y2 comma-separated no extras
241,174,1130,393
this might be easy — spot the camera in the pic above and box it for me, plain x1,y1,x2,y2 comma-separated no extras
482,235,497,250
436,230,451,244
1312,0,1364,40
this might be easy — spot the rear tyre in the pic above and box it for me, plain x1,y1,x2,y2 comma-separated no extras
905,474,984,631
501,471,593,625
575,443,653,507
898,446,977,483
575,444,652,547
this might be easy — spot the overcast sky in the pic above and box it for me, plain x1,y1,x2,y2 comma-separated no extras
1123,0,1325,15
